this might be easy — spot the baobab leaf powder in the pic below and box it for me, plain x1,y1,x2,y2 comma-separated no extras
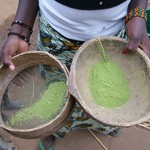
7,81,67,128
89,61,130,108
89,38,130,108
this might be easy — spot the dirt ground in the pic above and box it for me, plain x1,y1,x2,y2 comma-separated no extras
0,1,150,150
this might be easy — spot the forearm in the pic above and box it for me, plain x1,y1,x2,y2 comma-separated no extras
125,0,148,27
128,0,148,11
10,0,39,38
124,0,150,57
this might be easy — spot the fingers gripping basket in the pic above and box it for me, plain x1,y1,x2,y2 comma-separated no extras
0,51,75,139
68,36,150,127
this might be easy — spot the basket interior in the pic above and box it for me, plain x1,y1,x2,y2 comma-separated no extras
0,52,68,130
69,37,150,126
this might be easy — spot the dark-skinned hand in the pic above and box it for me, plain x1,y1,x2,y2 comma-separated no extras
125,17,150,58
1,35,29,70
0,35,35,86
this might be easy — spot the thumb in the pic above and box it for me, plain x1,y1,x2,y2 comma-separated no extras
126,38,140,53
8,61,15,71
1,48,15,71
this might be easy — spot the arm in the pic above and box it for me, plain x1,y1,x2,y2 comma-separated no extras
11,0,39,38
128,0,147,10
1,0,39,70
125,0,150,58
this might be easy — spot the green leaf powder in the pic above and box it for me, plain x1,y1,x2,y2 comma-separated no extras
89,39,130,108
7,81,67,128
89,61,130,108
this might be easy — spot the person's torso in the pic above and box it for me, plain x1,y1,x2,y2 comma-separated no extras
39,0,131,41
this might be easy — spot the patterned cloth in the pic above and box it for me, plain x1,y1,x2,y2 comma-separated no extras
37,11,126,139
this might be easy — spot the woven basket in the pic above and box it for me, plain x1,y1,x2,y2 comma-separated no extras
68,36,150,127
0,51,75,139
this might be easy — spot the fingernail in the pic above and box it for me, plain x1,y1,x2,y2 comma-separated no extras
122,49,127,54
9,65,15,71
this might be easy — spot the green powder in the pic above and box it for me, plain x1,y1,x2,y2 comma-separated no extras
89,38,130,108
89,61,130,108
7,81,67,127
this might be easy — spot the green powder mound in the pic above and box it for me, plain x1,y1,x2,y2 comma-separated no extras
7,81,67,127
89,61,130,108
